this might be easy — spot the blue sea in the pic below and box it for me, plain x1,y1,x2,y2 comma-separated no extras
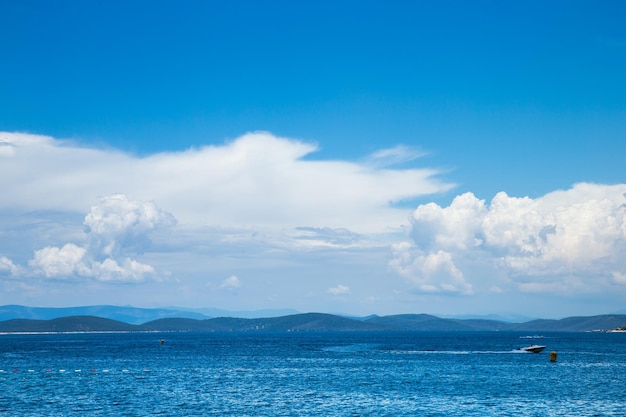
1,331,624,416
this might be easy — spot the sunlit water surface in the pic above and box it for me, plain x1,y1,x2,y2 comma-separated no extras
1,331,624,416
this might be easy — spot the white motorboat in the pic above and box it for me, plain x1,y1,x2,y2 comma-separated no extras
518,344,546,353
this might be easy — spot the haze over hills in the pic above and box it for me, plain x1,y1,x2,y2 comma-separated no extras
0,305,210,325
0,305,298,324
0,309,625,333
0,305,552,324
164,306,301,320
0,316,139,333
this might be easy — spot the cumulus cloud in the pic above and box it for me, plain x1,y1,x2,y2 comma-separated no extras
221,275,241,290
27,195,175,283
328,284,351,296
0,256,20,277
391,183,626,294
390,243,472,294
29,244,88,279
84,194,176,259
0,131,452,234
91,258,155,283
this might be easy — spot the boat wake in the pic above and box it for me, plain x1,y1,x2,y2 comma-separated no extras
390,350,532,355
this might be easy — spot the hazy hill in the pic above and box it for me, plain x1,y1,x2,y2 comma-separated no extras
509,315,626,332
364,314,512,331
0,305,209,324
0,305,300,322
1,310,625,333
143,313,391,332
0,316,140,332
174,307,300,319
0,313,388,333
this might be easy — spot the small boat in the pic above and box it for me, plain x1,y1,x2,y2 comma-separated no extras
518,344,546,353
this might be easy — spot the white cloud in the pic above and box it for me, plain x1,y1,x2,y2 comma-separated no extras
612,272,626,285
389,243,473,294
0,131,452,234
392,183,626,295
84,194,176,259
409,192,487,251
91,258,155,283
0,140,15,157
26,195,175,283
5,130,625,315
294,227,363,247
221,275,241,290
328,284,351,296
29,244,88,279
366,145,427,167
0,256,20,276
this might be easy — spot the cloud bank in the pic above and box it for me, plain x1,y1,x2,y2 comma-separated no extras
0,130,450,290
0,131,452,233
2,130,625,315
391,183,626,295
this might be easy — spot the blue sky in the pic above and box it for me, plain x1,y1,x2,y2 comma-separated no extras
1,1,625,318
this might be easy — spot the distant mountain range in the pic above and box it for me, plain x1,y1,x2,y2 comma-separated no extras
0,305,210,325
0,305,298,324
0,305,625,333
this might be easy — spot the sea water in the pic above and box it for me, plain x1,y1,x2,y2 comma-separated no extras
1,331,624,416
